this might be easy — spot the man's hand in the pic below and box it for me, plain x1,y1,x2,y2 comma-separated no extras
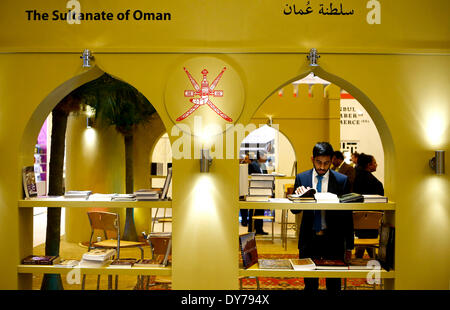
295,186,311,195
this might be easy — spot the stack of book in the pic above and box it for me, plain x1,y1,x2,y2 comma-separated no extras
79,249,116,267
64,190,92,199
22,255,60,265
363,194,388,203
111,194,136,201
246,174,275,202
134,189,160,201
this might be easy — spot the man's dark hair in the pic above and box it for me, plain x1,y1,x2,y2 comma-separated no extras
257,151,267,160
357,153,374,169
312,142,334,158
333,151,344,160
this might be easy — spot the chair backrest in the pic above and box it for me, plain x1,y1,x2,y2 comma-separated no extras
149,235,172,256
87,211,120,240
353,211,383,230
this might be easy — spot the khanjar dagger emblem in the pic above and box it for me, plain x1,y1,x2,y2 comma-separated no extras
176,67,232,122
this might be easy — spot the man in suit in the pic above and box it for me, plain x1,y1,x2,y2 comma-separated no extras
247,151,269,235
291,142,354,292
332,151,356,191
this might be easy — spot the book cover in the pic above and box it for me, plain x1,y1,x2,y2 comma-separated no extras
82,249,116,261
134,257,166,268
245,195,270,202
22,166,38,199
348,258,380,270
249,180,274,188
289,258,316,270
313,259,348,270
239,232,258,269
250,174,275,181
54,259,79,268
289,188,316,198
108,258,137,268
22,255,60,265
248,187,273,196
258,259,292,270
363,195,388,203
160,167,172,200
377,224,395,271
339,193,364,203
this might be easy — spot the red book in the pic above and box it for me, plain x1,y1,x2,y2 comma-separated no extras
313,259,348,270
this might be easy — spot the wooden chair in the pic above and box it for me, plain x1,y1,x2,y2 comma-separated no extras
140,232,172,289
251,210,275,243
353,211,384,256
81,211,145,290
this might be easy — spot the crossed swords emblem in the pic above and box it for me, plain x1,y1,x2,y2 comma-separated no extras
176,67,233,122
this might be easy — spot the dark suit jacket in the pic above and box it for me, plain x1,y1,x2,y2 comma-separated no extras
248,161,267,174
336,162,355,191
291,169,354,255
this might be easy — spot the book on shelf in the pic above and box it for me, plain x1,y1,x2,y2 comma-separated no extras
82,249,116,262
271,172,286,177
54,259,80,268
250,173,275,181
134,258,167,268
314,192,340,203
22,166,38,199
78,259,111,268
160,167,172,200
87,193,115,201
248,187,273,196
111,193,136,201
287,188,317,202
339,193,364,203
377,224,395,271
348,258,381,270
239,232,258,269
258,259,293,270
289,258,316,270
249,180,274,188
313,259,348,270
245,195,270,202
64,190,92,199
363,195,388,203
108,258,138,268
22,255,60,265
239,164,249,197
151,162,164,176
134,189,160,201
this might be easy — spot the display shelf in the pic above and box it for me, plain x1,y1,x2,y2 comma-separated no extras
239,199,395,210
17,264,171,276
239,264,395,279
18,198,172,209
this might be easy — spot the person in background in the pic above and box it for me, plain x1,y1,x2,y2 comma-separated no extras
332,151,356,191
291,142,353,292
239,153,251,226
353,153,384,258
247,151,269,235
350,151,359,168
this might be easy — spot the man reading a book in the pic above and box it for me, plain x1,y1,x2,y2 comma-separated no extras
291,142,354,292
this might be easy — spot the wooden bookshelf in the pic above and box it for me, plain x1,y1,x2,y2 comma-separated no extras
17,264,171,276
239,265,395,279
239,199,395,210
18,198,172,209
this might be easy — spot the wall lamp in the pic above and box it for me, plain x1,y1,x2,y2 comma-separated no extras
81,49,93,68
429,150,445,175
200,149,213,173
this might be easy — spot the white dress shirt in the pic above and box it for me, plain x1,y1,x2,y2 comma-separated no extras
312,169,330,230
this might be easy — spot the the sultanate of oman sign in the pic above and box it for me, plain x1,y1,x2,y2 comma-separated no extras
165,57,245,136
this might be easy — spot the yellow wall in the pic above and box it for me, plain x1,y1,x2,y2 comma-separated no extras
0,0,449,290
252,83,341,172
